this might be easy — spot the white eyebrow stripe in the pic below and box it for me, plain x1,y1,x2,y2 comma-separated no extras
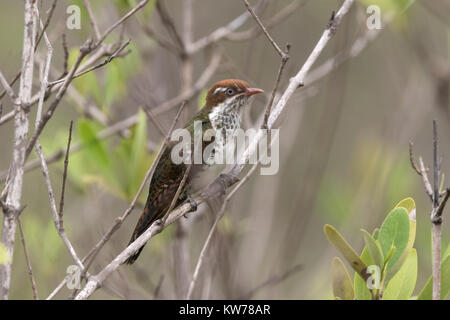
214,87,227,94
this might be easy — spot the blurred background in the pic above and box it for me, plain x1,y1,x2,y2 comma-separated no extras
0,0,450,299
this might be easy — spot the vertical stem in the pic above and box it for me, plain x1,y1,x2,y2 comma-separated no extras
0,0,36,300
431,119,441,300
432,222,441,300
433,120,439,208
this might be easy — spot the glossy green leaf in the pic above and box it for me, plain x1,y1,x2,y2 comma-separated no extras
378,207,410,275
382,249,417,300
361,229,384,269
331,257,354,300
324,225,368,281
388,198,416,277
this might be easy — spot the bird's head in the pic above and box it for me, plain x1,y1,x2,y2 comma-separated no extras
204,79,264,115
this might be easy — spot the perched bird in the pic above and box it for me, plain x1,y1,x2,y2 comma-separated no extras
125,79,264,264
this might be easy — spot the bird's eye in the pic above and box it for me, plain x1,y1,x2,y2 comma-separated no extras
226,88,234,95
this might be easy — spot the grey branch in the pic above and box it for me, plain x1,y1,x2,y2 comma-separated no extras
0,0,37,300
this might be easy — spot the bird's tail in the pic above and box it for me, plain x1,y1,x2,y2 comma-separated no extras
124,236,146,265
123,205,158,265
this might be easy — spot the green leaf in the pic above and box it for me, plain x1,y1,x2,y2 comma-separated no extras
324,224,368,281
361,229,384,269
104,62,125,111
378,207,410,275
388,198,416,277
198,89,207,110
417,251,450,300
331,257,354,300
382,249,417,300
384,245,396,264
68,47,102,106
0,243,10,265
354,248,373,300
372,228,380,240
394,197,415,214
78,119,109,167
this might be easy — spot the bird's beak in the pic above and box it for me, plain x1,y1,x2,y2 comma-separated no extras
245,87,264,96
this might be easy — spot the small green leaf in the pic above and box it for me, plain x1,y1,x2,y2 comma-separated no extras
378,207,410,275
331,257,354,300
388,198,416,277
382,249,417,300
384,245,396,264
198,89,207,110
372,228,380,240
78,119,109,166
361,229,384,269
324,224,368,281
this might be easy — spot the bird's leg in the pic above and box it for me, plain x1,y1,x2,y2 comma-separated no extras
181,191,198,218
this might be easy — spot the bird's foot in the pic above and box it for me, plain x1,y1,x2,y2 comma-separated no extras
184,193,198,217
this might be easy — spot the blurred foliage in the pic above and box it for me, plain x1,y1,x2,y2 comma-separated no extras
326,197,450,300
68,41,142,113
325,198,420,300
42,110,156,203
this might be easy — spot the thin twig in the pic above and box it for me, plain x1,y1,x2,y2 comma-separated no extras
239,263,302,299
17,217,39,300
156,0,185,55
0,0,57,102
58,121,73,225
48,40,131,86
263,44,290,128
0,71,17,102
82,0,102,41
186,163,259,299
242,0,289,60
227,0,305,41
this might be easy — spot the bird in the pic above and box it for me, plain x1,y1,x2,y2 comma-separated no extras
125,79,264,264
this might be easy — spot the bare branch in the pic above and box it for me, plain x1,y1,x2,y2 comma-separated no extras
0,0,37,300
17,217,39,300
47,39,131,86
58,121,73,225
82,0,102,41
242,0,288,60
227,0,306,41
186,0,268,55
0,71,18,102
